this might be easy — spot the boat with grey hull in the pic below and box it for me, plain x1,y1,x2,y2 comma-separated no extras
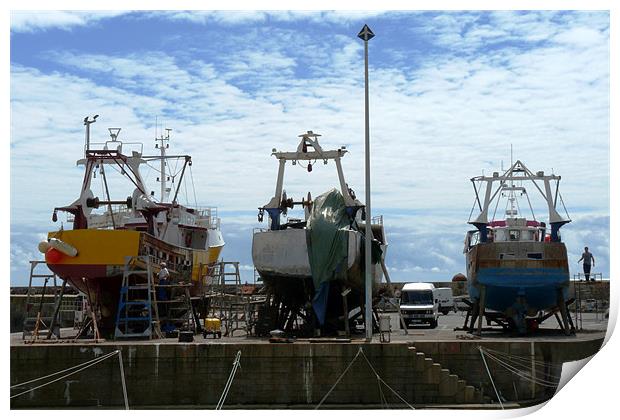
252,131,387,333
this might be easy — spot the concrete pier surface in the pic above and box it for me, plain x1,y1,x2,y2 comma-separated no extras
10,312,606,409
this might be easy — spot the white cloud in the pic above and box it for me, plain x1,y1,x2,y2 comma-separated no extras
158,10,390,26
10,11,128,33
9,11,610,284
552,26,608,47
13,16,609,218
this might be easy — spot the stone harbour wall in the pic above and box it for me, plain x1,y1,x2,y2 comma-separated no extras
10,338,602,409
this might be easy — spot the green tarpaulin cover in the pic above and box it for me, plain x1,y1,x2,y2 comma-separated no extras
306,188,351,291
306,188,383,325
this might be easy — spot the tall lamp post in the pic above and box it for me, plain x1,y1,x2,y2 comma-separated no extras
358,24,375,341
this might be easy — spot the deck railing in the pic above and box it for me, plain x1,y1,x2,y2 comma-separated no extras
195,207,220,230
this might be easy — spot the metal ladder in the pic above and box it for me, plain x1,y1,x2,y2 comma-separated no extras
211,261,246,336
22,261,64,340
220,261,241,290
114,256,162,339
158,283,197,334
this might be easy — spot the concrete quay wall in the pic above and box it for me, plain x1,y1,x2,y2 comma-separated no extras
10,338,601,409
11,342,459,408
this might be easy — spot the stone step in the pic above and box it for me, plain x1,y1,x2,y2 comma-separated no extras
413,352,427,372
438,372,459,397
464,385,476,402
407,346,489,405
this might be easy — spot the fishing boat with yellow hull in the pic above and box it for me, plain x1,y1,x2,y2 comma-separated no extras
38,117,224,334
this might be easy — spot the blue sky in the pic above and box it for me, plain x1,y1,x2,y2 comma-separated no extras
9,9,610,285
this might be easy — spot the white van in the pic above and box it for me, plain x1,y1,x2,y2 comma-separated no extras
399,283,439,328
435,287,455,315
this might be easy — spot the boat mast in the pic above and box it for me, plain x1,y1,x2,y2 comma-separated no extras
506,144,518,217
83,115,99,157
156,128,171,202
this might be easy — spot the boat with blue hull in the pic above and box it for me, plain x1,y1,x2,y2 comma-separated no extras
464,160,572,334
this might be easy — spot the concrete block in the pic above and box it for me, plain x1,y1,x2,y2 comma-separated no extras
455,387,466,404
464,385,475,403
439,373,459,398
413,352,426,372
429,363,442,384
473,388,488,404
423,357,434,370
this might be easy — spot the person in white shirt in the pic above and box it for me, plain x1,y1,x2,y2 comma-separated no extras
577,247,595,281
157,262,170,302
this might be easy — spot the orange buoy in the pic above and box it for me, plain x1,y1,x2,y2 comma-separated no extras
45,248,63,264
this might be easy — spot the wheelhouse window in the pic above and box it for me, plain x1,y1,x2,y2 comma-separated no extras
509,230,520,241
464,230,480,252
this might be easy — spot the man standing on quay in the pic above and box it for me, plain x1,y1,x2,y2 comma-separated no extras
578,247,596,281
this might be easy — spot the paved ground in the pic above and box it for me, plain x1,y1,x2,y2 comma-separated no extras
378,310,607,342
11,310,608,345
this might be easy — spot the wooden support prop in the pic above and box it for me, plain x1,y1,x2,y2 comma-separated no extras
341,286,350,338
463,307,472,331
32,278,50,341
554,312,564,331
84,279,101,342
398,305,409,335
380,259,394,296
476,286,486,336
46,277,68,339
557,289,571,336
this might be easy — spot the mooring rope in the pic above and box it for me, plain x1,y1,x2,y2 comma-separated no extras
487,355,558,387
118,350,129,409
483,348,563,369
481,350,559,387
315,347,415,410
11,350,116,389
377,377,387,409
315,347,363,409
215,350,242,410
358,349,416,409
480,346,561,385
11,349,128,408
479,346,504,409
481,348,562,380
